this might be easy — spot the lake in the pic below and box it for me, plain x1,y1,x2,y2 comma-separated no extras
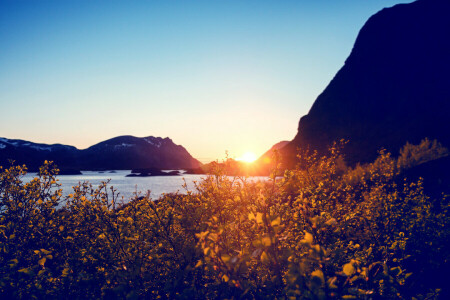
22,170,268,202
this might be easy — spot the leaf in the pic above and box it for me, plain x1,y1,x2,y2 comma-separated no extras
311,269,325,285
40,249,51,255
261,251,269,264
325,218,337,226
38,257,46,267
222,274,229,282
261,236,272,247
256,213,264,224
221,254,231,263
271,217,281,226
59,225,64,232
343,262,355,276
302,231,313,244
248,213,255,221
252,239,262,247
208,233,218,242
195,260,203,268
18,268,32,275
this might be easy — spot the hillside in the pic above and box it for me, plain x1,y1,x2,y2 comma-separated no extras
281,0,450,167
0,136,201,171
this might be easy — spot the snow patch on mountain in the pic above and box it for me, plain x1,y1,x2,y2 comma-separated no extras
144,137,162,148
114,143,134,149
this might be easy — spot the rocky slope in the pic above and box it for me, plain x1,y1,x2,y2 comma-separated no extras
283,0,450,167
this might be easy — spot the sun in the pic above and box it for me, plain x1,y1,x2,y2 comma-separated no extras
236,151,258,163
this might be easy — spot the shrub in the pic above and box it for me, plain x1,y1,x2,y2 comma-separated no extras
0,142,448,299
397,138,448,170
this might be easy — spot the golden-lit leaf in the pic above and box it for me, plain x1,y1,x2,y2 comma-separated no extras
18,268,32,275
252,239,262,247
222,274,229,282
261,251,269,264
38,257,46,267
325,218,337,226
343,262,355,276
195,260,203,268
271,217,281,227
256,213,264,224
302,231,313,244
221,254,231,263
261,236,272,247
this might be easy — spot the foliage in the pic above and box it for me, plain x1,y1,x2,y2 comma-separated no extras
397,138,448,171
0,140,449,299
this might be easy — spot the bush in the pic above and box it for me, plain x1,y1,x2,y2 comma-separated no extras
0,141,448,299
397,138,448,170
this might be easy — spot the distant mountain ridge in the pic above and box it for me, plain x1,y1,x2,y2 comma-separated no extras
280,0,450,167
0,136,201,171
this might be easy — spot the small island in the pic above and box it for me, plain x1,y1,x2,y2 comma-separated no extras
56,169,82,175
126,168,180,177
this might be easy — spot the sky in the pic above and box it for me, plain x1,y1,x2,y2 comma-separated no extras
0,0,413,163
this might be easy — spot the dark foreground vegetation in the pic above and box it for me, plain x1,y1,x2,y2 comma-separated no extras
0,140,449,299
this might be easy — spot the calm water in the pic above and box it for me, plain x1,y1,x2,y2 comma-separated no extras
23,170,206,201
22,171,269,202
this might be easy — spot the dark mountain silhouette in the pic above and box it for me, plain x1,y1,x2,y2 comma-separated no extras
0,136,201,172
281,0,450,167
78,136,200,170
0,138,79,171
256,141,289,171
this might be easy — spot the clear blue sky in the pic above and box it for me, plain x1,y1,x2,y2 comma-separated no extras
0,0,413,162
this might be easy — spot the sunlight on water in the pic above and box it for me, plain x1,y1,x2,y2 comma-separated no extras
22,170,269,202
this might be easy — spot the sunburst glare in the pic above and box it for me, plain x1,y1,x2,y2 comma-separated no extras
236,151,257,163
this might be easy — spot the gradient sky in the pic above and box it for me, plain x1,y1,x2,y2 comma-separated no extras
0,0,413,163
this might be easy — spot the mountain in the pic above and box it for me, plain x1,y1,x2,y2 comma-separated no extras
0,138,79,171
282,0,450,167
256,141,289,171
0,136,201,172
78,136,200,170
